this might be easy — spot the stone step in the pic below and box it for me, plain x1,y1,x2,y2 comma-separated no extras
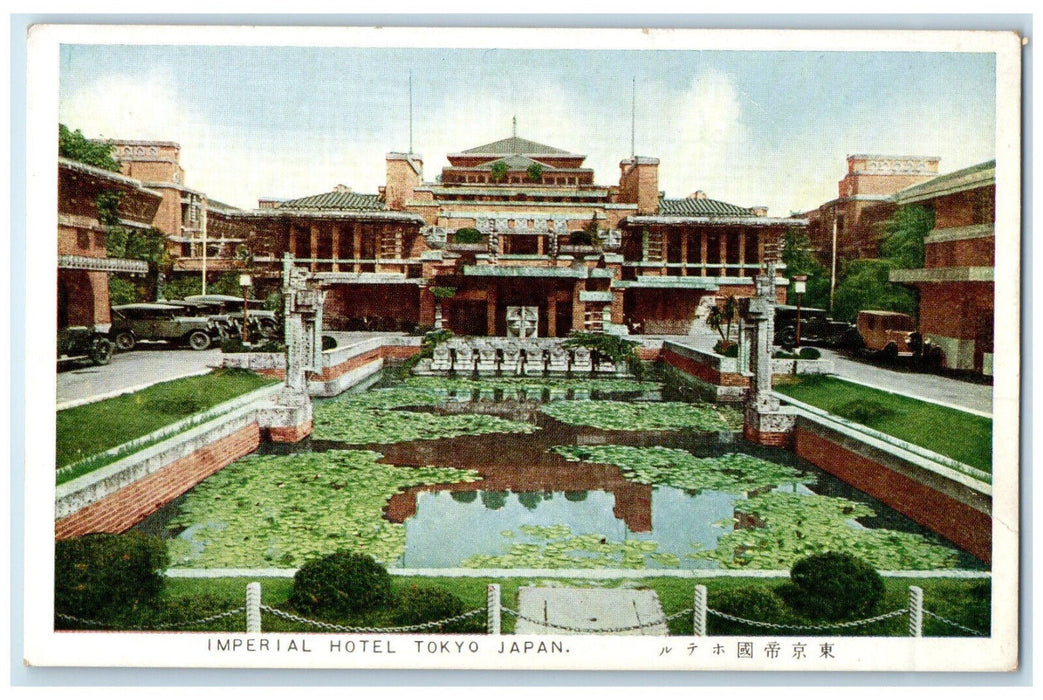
514,587,669,635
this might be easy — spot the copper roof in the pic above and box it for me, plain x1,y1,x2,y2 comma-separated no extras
277,190,386,211
659,197,755,216
456,136,579,157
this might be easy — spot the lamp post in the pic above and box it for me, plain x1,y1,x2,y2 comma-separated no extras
239,273,252,344
793,274,808,347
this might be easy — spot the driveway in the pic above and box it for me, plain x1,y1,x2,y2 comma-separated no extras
642,325,993,416
57,346,224,409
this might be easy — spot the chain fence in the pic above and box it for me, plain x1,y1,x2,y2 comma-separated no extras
707,607,909,632
55,607,246,631
53,584,988,637
259,604,484,633
923,609,988,637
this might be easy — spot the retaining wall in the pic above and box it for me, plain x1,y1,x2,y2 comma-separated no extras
660,340,833,403
787,403,992,564
55,408,262,537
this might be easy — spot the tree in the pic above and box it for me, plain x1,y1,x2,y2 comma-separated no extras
879,204,935,269
781,229,830,310
832,259,916,323
490,161,509,183
526,162,544,182
58,124,120,172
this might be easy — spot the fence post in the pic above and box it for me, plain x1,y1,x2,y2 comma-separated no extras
693,584,707,637
487,584,501,635
246,581,262,633
908,586,923,638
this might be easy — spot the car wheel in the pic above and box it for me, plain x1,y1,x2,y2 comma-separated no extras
779,327,797,349
90,338,114,365
881,343,899,362
114,331,136,351
187,330,211,351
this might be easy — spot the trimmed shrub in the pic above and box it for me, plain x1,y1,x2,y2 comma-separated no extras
782,552,884,621
55,533,169,619
798,347,822,360
714,340,739,357
393,585,481,633
452,227,482,244
708,586,792,635
289,551,392,616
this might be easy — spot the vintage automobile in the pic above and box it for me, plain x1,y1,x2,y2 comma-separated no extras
109,303,229,351
57,324,114,366
855,310,940,364
183,294,280,339
773,305,859,348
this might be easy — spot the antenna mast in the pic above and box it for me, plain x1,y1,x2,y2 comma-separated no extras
631,77,636,159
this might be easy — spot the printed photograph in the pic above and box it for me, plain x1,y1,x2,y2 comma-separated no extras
27,25,1022,672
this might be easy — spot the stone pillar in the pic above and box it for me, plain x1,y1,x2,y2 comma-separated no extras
353,227,362,273
486,285,498,336
680,232,689,276
740,261,795,446
256,255,322,443
309,222,320,271
738,230,746,278
331,224,341,272
546,293,558,338
419,286,436,326
700,230,708,277
572,281,585,331
718,231,728,277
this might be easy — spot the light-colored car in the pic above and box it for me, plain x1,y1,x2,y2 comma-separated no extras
855,310,935,362
110,303,228,351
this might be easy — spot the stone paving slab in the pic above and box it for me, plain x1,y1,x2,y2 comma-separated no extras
514,587,668,635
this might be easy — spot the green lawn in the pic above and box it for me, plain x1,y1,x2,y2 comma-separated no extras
774,375,992,473
139,575,988,637
56,368,278,471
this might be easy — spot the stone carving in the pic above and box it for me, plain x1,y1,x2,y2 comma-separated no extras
547,344,569,374
501,343,521,375
506,306,539,338
572,346,592,374
476,341,498,375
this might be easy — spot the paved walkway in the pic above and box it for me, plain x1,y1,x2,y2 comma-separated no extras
57,347,223,409
643,326,993,415
514,587,669,635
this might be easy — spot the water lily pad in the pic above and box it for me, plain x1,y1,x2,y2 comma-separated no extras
167,450,481,568
555,445,814,493
541,400,735,431
689,491,961,570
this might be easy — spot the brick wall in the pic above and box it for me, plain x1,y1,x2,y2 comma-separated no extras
793,424,991,564
661,346,750,388
55,423,261,539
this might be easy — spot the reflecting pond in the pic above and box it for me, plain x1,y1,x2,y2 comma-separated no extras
142,374,984,571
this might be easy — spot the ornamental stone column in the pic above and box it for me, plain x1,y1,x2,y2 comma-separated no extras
739,256,795,447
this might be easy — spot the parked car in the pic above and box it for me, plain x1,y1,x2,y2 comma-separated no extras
57,324,114,366
109,303,229,351
855,310,940,365
773,305,859,348
183,294,280,339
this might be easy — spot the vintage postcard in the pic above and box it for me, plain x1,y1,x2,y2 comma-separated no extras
23,24,1021,672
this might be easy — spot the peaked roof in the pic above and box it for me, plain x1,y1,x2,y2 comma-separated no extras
278,190,385,211
473,155,555,170
458,136,578,157
659,197,755,217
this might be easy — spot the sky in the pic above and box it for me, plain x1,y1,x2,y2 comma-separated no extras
58,43,997,215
